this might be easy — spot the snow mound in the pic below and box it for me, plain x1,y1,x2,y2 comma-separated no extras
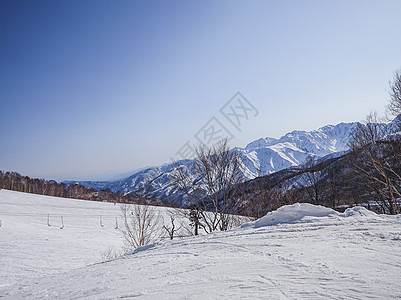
343,206,378,218
242,203,338,228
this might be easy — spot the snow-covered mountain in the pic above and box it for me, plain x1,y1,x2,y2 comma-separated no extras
238,122,358,178
66,122,360,202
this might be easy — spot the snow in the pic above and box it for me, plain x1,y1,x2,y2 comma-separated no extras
2,190,401,299
0,190,187,288
242,203,338,228
242,203,383,229
0,190,125,286
343,206,379,218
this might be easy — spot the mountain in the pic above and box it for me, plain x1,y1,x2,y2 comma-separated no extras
238,122,358,177
64,121,361,203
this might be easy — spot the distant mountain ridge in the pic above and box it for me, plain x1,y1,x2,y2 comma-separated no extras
64,121,362,203
238,122,359,178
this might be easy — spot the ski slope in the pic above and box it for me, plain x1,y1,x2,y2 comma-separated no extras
0,190,126,286
1,190,401,299
0,190,187,288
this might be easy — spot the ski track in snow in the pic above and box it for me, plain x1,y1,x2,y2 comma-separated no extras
1,190,401,299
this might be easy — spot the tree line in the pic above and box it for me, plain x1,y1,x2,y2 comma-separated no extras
0,170,141,203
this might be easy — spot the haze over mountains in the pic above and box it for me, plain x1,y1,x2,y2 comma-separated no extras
65,121,362,202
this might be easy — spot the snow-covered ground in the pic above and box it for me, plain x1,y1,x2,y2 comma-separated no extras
1,190,401,299
0,190,125,286
0,190,188,288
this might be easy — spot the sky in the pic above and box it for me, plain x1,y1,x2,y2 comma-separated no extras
1,0,401,181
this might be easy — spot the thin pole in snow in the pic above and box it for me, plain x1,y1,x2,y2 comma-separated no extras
115,217,118,229
60,216,64,229
100,215,104,227
47,214,51,227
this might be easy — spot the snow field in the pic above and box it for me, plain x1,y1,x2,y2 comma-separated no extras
1,190,401,299
0,190,189,287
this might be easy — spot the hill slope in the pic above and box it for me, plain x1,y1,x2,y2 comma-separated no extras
0,190,185,287
1,191,401,299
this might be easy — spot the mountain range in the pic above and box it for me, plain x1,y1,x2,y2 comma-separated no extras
64,121,363,203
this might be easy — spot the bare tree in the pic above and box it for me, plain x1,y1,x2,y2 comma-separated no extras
195,138,244,231
120,203,163,249
348,112,401,214
388,69,401,118
299,156,323,205
245,179,303,219
100,246,125,262
170,138,244,233
162,213,182,240
168,163,203,235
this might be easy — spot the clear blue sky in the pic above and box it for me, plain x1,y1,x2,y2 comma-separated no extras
1,0,400,181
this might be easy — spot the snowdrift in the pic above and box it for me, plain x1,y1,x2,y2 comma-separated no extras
242,203,382,229
343,206,378,217
242,203,337,228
